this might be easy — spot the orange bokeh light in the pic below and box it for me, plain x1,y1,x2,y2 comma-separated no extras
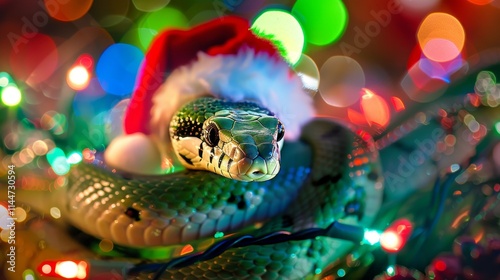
44,0,93,22
360,88,390,128
467,0,493,5
417,13,465,62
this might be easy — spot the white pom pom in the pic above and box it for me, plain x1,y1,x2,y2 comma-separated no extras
104,133,171,175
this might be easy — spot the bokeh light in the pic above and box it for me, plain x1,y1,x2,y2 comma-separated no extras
363,230,382,245
468,0,493,5
44,0,93,22
9,33,58,85
318,56,365,107
401,59,449,102
0,203,9,230
41,111,67,135
22,269,36,280
390,97,405,112
54,261,86,279
360,88,390,128
1,85,22,106
400,0,440,13
67,151,83,164
76,54,94,70
13,207,27,222
292,0,348,45
133,0,171,12
32,140,49,156
251,10,304,65
234,0,266,16
67,65,90,91
0,72,13,87
50,207,61,219
417,13,465,62
46,147,70,175
96,43,144,96
137,7,189,50
294,54,320,94
380,231,403,252
90,0,130,27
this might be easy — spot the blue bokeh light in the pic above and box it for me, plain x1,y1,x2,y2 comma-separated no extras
96,43,144,96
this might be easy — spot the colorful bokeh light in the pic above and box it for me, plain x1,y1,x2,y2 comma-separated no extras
9,33,59,85
0,203,9,230
400,0,440,13
132,0,171,12
0,72,13,87
294,54,320,93
46,147,70,175
67,65,90,91
401,59,450,103
319,56,365,107
91,0,130,27
467,0,493,5
292,0,348,45
96,43,144,96
360,88,390,128
390,97,405,112
380,218,413,253
417,13,465,62
137,7,189,50
251,10,304,65
44,0,93,22
1,85,22,106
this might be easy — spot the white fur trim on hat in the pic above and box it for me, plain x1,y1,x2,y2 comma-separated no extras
150,48,315,142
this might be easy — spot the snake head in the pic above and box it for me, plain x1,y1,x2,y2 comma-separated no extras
170,97,285,182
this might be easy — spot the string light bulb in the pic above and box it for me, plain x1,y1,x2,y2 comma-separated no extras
37,260,88,279
380,218,413,253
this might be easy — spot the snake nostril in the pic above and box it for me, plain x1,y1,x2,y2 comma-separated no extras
252,170,264,175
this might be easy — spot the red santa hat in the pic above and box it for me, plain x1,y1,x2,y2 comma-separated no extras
123,16,314,141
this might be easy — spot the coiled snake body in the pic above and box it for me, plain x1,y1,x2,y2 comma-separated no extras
50,96,383,279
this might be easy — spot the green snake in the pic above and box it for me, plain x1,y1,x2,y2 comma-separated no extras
47,95,383,279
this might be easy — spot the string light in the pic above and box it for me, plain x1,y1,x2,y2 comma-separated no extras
380,218,413,253
67,65,90,91
1,85,22,106
37,260,88,279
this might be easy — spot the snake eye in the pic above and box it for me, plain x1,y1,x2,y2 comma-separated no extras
205,123,219,147
277,121,285,141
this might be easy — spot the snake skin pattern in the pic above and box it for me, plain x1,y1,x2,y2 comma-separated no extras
54,118,383,279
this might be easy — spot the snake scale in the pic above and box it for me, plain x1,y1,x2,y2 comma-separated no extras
51,113,383,279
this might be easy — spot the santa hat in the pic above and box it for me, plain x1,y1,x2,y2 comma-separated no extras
123,16,314,141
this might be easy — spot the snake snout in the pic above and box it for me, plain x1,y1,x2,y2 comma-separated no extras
247,165,266,179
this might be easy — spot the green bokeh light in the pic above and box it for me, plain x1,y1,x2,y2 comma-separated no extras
292,0,348,46
0,72,13,87
337,268,346,277
1,85,22,106
386,265,395,276
47,148,70,175
363,229,381,245
22,269,36,280
67,151,83,164
251,9,304,65
137,7,189,51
